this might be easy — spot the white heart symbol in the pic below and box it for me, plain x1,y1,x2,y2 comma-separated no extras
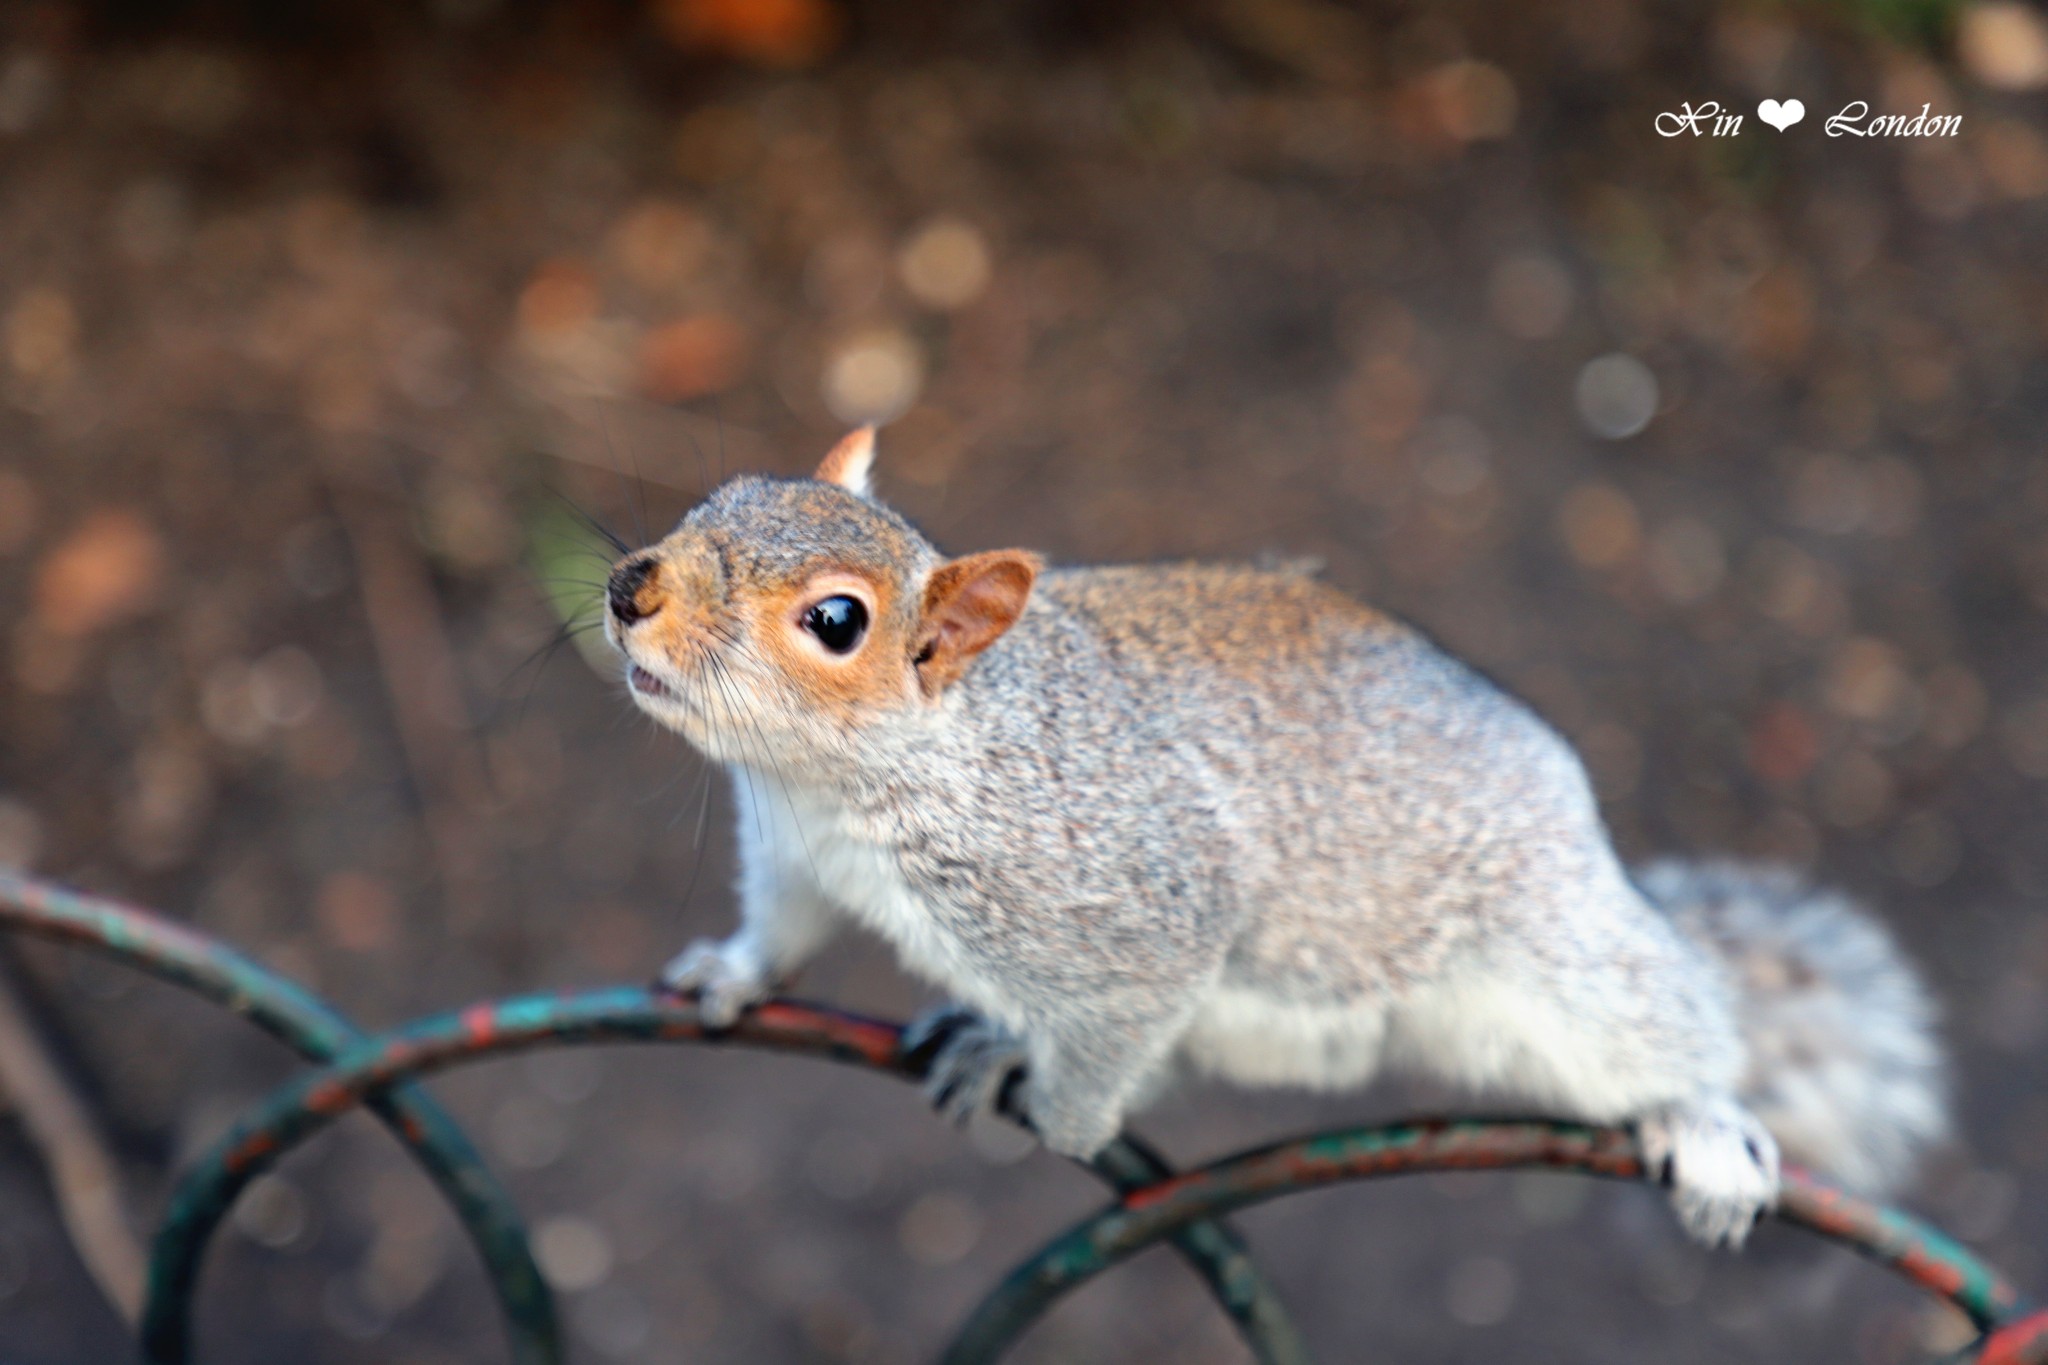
1758,98,1805,131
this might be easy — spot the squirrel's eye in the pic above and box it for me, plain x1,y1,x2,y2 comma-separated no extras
803,595,868,654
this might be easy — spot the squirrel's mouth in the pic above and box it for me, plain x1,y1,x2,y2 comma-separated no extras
628,663,679,703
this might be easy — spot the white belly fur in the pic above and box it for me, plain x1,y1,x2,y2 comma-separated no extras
745,772,1025,1028
1179,985,1389,1090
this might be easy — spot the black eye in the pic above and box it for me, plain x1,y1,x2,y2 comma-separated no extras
803,595,868,653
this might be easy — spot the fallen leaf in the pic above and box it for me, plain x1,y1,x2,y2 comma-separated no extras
33,509,164,636
638,313,750,401
652,0,842,69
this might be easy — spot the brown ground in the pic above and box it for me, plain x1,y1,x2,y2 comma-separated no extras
1,0,2046,1361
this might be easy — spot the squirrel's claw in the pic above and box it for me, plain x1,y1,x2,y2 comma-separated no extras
656,937,772,1029
1637,1098,1781,1248
904,1004,1028,1128
899,1003,978,1069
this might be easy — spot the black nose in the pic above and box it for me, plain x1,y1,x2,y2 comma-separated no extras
608,557,658,625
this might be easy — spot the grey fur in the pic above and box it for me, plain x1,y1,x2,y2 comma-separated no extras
614,469,1950,1246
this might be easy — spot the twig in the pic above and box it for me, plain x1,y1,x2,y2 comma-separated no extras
322,457,494,927
0,965,144,1323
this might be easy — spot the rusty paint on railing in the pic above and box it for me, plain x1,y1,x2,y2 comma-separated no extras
942,1121,2031,1365
1973,1310,2048,1365
143,987,1305,1365
0,871,2036,1365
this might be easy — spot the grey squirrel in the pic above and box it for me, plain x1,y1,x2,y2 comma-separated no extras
603,427,1947,1246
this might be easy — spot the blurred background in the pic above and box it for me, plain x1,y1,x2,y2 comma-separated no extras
0,0,2045,1360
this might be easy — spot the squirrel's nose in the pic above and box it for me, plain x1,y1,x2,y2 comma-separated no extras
608,556,660,625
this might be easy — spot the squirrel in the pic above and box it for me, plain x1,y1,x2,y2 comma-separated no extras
603,427,1948,1246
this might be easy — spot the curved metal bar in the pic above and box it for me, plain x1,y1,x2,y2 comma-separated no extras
1967,1309,2048,1364
942,1118,2030,1365
1087,1133,1309,1364
1783,1173,2024,1329
18,865,2018,1365
147,988,1307,1365
0,871,561,1365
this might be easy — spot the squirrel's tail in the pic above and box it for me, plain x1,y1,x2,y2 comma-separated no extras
1634,859,1948,1196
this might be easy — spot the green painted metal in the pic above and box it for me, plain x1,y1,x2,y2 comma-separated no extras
944,1118,2031,1365
144,988,1306,1365
0,870,559,1365
0,871,2034,1365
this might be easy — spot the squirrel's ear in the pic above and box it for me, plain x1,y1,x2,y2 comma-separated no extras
914,549,1041,694
815,426,877,496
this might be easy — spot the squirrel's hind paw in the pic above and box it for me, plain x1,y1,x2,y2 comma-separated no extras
657,937,772,1028
903,1005,1027,1128
1638,1098,1781,1249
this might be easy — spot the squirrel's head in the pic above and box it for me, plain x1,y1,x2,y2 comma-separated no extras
603,428,1041,769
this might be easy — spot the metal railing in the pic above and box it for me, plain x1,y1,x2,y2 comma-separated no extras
0,869,2038,1365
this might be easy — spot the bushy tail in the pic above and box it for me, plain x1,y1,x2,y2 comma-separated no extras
1634,859,1948,1196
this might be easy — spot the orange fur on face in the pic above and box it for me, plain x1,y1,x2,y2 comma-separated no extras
756,568,914,721
610,466,951,747
628,537,721,680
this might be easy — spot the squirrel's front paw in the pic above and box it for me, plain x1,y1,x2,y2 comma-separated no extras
657,937,772,1028
902,1004,1027,1128
1637,1098,1781,1248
